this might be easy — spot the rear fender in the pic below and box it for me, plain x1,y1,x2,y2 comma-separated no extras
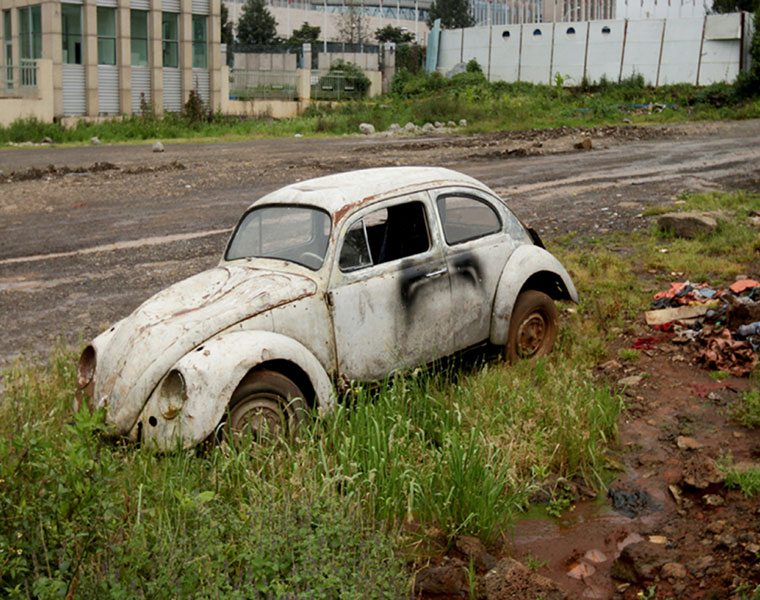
138,331,334,450
489,245,578,345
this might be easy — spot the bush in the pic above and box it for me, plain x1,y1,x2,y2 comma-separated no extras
324,59,371,97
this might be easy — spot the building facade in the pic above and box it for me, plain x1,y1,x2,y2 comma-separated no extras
0,0,222,118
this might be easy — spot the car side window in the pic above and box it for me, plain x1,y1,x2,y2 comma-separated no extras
436,194,502,245
339,201,431,272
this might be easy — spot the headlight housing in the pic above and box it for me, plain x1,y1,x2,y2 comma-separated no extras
75,346,96,412
157,369,187,420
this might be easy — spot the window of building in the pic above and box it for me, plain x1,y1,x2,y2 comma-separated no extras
97,7,116,65
192,15,207,69
162,12,178,68
61,3,82,65
18,5,41,60
130,10,148,66
3,10,12,89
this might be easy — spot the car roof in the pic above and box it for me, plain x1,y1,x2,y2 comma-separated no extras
248,166,494,222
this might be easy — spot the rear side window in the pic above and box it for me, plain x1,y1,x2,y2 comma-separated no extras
339,201,430,271
436,194,501,245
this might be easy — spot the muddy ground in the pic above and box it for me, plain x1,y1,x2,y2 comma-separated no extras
2,119,760,599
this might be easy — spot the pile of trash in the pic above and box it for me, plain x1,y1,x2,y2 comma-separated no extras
641,279,760,376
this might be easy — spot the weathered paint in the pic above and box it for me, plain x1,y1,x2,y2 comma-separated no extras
91,265,317,436
489,245,579,346
139,331,334,450
78,166,578,449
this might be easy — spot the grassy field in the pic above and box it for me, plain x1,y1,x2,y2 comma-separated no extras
1,72,759,147
1,190,759,598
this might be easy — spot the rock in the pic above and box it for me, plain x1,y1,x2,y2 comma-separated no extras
714,532,737,549
41,136,54,144
610,541,672,583
152,141,165,153
566,561,595,579
434,121,443,128
480,558,567,600
574,137,592,150
387,123,401,133
617,375,643,387
90,136,101,145
455,535,497,572
706,519,726,534
686,554,714,577
681,456,723,490
447,120,456,127
600,359,621,371
676,436,703,450
459,119,467,127
623,118,633,124
661,562,688,581
703,494,725,507
359,122,376,135
657,211,721,239
404,121,419,133
413,560,468,595
422,122,435,133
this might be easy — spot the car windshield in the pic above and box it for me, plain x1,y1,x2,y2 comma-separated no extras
225,205,332,270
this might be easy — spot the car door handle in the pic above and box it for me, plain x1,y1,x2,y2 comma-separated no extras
425,267,448,279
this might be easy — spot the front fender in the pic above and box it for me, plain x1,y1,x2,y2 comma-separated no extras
489,245,578,345
138,331,335,450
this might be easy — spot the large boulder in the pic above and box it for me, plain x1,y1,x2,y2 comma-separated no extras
610,541,673,583
414,559,468,596
479,558,567,600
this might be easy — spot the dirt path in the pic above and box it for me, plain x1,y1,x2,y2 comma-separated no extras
2,119,760,599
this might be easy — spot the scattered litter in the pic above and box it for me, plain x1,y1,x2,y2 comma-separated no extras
636,279,760,377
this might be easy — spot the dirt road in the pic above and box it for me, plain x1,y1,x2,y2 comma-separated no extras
2,119,759,367
2,119,760,598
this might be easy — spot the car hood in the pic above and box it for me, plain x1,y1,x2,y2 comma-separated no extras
94,265,317,435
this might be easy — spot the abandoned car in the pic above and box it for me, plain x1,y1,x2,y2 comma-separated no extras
75,167,578,449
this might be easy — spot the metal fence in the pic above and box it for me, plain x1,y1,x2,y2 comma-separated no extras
229,68,299,100
1,59,37,97
310,70,365,100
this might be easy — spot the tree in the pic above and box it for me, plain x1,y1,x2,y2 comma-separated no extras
338,0,370,44
711,0,758,12
220,2,234,46
426,0,475,29
237,0,278,45
375,25,414,44
289,22,321,46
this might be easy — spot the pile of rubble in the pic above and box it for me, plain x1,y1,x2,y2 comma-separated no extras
641,279,760,376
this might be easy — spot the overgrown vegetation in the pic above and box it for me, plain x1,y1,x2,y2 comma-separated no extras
2,191,759,595
4,65,760,146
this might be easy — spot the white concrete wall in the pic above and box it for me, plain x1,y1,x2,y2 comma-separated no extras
552,22,588,84
438,12,750,86
616,0,708,20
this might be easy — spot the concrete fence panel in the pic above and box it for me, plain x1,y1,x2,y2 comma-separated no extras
585,20,624,83
621,19,663,84
552,21,588,85
489,26,521,82
439,29,464,73
521,24,553,83
462,26,492,72
659,16,703,84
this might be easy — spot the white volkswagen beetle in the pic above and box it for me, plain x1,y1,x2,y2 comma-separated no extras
75,167,578,449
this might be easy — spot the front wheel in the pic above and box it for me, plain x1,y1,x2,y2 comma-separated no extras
226,369,307,442
505,290,559,362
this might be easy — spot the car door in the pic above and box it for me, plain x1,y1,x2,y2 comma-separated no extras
328,192,453,381
432,189,524,350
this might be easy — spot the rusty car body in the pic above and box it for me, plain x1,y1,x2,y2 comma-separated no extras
75,167,578,449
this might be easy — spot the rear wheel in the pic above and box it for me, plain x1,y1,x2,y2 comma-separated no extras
226,369,307,442
505,290,559,362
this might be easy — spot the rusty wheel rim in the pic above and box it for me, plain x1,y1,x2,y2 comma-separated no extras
229,394,290,441
516,312,548,358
